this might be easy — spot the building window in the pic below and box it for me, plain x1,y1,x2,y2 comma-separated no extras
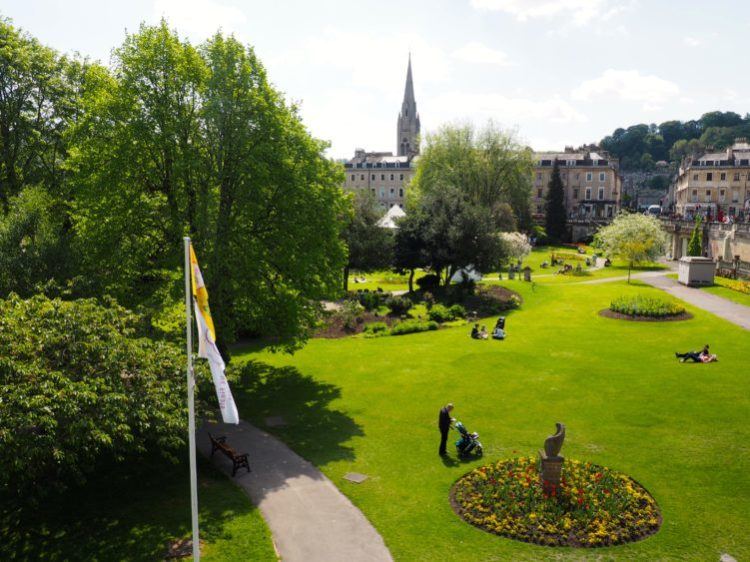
380,188,385,198
734,173,740,181
706,172,713,182
607,206,613,218
720,172,726,181
575,173,580,180
399,188,403,197
399,174,404,180
561,173,567,180
586,172,593,182
371,174,375,180
573,188,579,199
585,187,592,200
371,188,375,194
598,187,604,200
693,173,699,181
691,189,698,202
720,189,726,202
705,189,711,202
599,172,605,182
537,189,543,198
380,174,385,180
361,174,365,180
733,190,739,203
390,188,395,195
350,174,355,181
536,172,542,180
390,174,394,180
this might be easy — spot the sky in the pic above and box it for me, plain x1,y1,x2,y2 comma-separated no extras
4,0,750,158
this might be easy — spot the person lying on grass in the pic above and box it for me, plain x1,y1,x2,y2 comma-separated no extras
675,344,717,363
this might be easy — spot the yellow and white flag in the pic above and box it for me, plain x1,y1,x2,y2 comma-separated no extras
189,245,239,425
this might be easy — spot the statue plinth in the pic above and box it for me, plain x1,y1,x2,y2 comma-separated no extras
538,449,564,494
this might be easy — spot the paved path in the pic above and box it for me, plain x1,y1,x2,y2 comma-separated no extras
575,269,672,285
642,274,750,330
198,421,393,562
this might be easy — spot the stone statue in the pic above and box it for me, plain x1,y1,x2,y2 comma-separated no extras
544,422,566,458
539,422,566,494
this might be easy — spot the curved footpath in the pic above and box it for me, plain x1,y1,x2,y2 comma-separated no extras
197,421,393,562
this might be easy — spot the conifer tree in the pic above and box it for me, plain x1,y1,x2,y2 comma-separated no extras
545,159,567,241
687,215,703,256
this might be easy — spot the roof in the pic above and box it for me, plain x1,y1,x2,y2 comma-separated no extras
377,205,406,229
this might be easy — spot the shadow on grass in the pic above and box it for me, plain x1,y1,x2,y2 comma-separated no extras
0,456,250,561
229,360,364,467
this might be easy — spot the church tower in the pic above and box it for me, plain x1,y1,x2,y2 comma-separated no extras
397,55,420,157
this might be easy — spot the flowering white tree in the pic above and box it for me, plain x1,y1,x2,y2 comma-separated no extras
499,232,532,264
594,213,667,283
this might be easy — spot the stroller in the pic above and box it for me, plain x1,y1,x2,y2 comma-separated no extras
455,421,483,457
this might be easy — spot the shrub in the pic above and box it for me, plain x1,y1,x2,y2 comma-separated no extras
715,276,750,294
339,300,365,330
449,304,466,318
363,321,389,336
390,319,438,336
355,290,388,311
428,304,453,323
386,295,413,316
416,274,440,291
610,295,685,317
0,294,195,499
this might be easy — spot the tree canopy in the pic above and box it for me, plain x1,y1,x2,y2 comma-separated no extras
594,213,667,282
544,159,567,242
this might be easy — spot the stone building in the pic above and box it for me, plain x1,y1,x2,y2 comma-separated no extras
673,139,750,218
531,149,622,220
342,56,419,208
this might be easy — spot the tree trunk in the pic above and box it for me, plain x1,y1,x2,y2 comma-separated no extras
408,268,415,293
343,265,349,293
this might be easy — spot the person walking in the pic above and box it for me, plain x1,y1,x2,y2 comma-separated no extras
438,403,454,456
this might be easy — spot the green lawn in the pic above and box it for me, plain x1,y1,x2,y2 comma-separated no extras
0,456,277,561
232,279,749,561
348,269,427,292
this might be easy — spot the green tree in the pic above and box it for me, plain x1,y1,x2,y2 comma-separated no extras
418,186,506,286
544,159,567,241
0,294,205,498
594,213,667,283
411,121,531,229
687,215,703,256
342,191,393,291
393,207,427,293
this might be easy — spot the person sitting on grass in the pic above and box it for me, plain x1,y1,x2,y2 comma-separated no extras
471,324,480,339
478,325,489,340
676,344,713,363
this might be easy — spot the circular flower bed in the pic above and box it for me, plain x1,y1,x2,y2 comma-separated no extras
451,457,661,547
609,295,685,318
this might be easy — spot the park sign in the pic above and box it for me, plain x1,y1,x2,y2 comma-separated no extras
189,244,239,424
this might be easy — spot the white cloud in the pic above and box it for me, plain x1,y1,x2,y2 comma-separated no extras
470,0,630,26
423,92,587,125
274,27,449,97
451,41,513,66
683,36,702,47
152,0,246,40
571,69,679,109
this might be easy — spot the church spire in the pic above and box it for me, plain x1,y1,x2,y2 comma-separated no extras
397,54,420,157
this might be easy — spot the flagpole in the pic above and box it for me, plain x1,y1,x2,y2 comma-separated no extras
184,236,200,561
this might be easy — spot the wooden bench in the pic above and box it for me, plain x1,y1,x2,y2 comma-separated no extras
209,433,251,476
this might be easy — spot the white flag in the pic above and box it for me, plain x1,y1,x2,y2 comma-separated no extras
190,245,239,425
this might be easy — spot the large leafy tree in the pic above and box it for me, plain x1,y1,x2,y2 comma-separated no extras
0,294,204,498
0,19,80,208
342,191,393,291
393,208,427,293
69,24,348,350
544,159,567,241
411,121,532,229
595,213,667,283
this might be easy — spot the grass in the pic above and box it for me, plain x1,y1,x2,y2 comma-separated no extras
348,269,427,292
232,279,750,561
0,456,277,561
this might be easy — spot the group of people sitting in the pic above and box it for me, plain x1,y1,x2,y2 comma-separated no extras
675,344,718,363
470,318,506,341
